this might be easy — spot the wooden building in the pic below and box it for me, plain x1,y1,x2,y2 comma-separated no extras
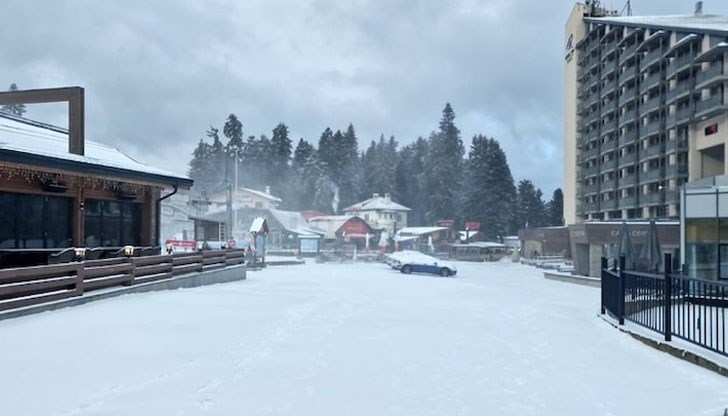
0,87,192,267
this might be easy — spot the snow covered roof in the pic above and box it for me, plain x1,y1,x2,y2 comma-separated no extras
268,208,324,237
0,111,192,187
249,217,268,234
396,227,449,236
451,242,507,249
307,215,354,230
586,14,728,34
344,193,411,212
241,187,282,202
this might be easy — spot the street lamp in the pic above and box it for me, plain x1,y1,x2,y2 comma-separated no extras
228,148,242,241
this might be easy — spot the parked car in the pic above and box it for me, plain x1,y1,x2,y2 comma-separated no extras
399,254,458,277
384,250,422,270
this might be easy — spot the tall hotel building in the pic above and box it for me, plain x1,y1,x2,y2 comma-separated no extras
564,1,728,224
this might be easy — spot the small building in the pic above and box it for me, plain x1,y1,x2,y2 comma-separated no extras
568,221,679,277
394,227,457,253
519,227,571,259
0,87,192,267
448,242,510,262
307,215,377,249
681,176,728,281
266,208,324,251
343,192,410,235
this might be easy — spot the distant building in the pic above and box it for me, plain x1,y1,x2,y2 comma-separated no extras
343,192,410,235
307,215,377,249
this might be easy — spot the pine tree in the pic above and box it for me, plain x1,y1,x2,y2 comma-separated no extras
188,139,218,194
462,135,516,240
288,139,316,210
1,84,26,116
269,122,292,200
395,137,428,226
223,114,244,190
547,188,564,226
206,127,226,193
514,180,547,231
338,124,361,209
423,103,464,225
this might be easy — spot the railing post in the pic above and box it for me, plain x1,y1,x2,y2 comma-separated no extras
664,253,672,341
600,257,607,314
618,256,625,325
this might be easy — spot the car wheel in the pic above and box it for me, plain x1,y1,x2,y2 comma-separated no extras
401,265,412,274
439,268,450,277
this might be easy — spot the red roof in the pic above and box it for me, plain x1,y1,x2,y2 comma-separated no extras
300,210,327,220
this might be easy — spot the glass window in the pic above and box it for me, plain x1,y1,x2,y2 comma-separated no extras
46,197,72,248
0,193,15,248
18,195,44,248
686,218,717,242
85,199,141,247
0,192,72,249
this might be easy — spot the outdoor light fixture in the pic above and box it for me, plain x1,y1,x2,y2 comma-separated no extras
197,241,204,252
123,245,135,257
74,247,86,261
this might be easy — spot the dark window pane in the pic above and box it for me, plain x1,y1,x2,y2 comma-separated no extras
46,196,72,248
84,199,102,246
101,201,121,247
18,195,44,248
0,193,15,248
120,203,141,245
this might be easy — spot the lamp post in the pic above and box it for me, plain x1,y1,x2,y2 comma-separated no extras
228,148,242,242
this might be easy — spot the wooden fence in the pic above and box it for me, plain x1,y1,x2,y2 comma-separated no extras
0,249,246,312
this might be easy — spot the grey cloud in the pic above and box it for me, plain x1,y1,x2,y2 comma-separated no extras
2,0,728,195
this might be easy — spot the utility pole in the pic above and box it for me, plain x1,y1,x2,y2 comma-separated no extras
234,149,239,242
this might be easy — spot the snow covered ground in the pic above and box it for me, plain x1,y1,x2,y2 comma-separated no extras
1,260,727,415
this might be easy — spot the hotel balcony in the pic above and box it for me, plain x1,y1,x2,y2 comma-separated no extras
619,174,637,187
665,164,689,178
694,94,727,119
641,71,662,91
639,168,663,184
621,43,638,60
619,68,639,88
642,192,663,205
618,130,638,147
618,152,638,167
666,54,696,78
665,107,693,126
643,143,663,159
695,63,726,89
642,48,663,68
618,87,637,107
618,195,638,208
642,95,662,114
665,82,692,104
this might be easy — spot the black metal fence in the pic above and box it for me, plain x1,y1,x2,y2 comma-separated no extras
601,254,727,358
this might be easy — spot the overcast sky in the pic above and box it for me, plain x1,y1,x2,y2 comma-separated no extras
3,0,728,197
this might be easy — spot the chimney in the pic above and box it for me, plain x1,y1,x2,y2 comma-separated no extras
695,1,703,15
373,193,379,198
265,185,271,194
384,193,391,202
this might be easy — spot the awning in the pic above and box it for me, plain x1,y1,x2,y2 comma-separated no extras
663,33,700,58
694,41,728,63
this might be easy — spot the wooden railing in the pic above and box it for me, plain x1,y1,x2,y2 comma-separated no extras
0,249,245,312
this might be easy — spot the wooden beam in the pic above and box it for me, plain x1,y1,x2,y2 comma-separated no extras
0,86,85,156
